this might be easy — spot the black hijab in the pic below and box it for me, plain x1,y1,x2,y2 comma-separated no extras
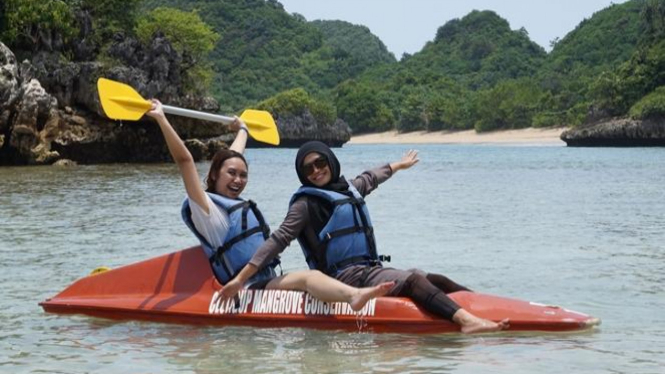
295,141,349,192
294,142,351,246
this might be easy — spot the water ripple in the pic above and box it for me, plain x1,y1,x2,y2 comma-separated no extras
2,146,665,373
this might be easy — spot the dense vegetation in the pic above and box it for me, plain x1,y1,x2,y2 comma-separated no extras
0,0,142,54
2,0,663,133
0,0,217,92
590,1,665,120
139,0,396,113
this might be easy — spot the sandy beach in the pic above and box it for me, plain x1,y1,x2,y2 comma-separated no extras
349,127,566,145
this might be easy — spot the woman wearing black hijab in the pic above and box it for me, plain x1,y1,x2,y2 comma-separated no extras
223,141,508,333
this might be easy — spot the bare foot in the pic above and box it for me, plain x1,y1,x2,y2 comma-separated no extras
460,318,510,334
349,281,395,311
453,309,510,334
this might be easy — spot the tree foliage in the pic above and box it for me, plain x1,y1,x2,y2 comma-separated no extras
590,2,665,118
630,85,665,119
136,7,219,66
2,0,661,133
473,78,544,132
304,20,395,89
334,80,395,133
406,10,547,89
1,0,77,51
257,88,336,126
80,0,141,42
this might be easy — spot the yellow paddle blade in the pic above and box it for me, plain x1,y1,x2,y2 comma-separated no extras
98,78,280,146
98,78,151,121
241,109,280,146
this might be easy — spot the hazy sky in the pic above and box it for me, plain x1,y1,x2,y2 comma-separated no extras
278,0,629,57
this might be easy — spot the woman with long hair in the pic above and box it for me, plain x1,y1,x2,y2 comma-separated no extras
147,103,393,311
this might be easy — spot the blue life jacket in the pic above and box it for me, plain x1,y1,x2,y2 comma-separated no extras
181,192,279,284
290,184,387,276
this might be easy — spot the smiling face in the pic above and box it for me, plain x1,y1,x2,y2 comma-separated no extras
302,152,331,187
214,157,248,199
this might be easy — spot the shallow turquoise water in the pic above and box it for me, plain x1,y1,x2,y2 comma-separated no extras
1,144,664,373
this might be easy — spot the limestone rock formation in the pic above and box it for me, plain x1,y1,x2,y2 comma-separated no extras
0,36,229,165
1,24,351,165
561,117,665,147
268,110,351,148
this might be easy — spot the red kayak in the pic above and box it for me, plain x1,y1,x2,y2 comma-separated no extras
40,246,600,334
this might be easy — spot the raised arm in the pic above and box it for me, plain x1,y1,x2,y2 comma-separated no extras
353,150,420,196
146,99,209,212
146,101,249,214
228,116,249,154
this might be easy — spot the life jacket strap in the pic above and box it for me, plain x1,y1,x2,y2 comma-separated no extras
208,226,264,277
246,200,270,239
331,197,354,206
209,252,234,280
216,226,264,256
322,226,374,242
226,200,251,214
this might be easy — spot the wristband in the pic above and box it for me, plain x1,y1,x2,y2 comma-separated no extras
239,127,249,134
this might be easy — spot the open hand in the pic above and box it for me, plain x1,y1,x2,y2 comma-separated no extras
392,150,420,172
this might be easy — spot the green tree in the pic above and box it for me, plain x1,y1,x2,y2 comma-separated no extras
258,88,336,126
641,0,665,45
474,79,544,132
136,7,219,67
591,38,665,117
304,20,395,89
538,0,644,125
334,80,395,133
425,93,474,130
629,85,665,119
80,0,141,41
397,88,428,132
136,7,219,92
1,0,77,51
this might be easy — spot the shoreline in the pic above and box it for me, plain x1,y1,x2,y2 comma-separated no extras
348,127,566,145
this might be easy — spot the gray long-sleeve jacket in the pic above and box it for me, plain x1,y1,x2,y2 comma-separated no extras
248,164,393,270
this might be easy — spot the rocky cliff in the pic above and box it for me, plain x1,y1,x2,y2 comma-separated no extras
1,33,351,165
0,35,229,165
257,111,351,148
561,117,665,147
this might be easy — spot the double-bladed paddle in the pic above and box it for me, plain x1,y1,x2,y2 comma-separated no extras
97,78,280,145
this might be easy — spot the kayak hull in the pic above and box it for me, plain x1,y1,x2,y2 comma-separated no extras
40,246,600,334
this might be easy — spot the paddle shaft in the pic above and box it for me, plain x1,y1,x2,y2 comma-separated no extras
162,105,235,125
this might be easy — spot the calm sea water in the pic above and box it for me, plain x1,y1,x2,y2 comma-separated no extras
1,144,664,373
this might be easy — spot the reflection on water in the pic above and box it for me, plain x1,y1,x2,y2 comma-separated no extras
2,145,665,373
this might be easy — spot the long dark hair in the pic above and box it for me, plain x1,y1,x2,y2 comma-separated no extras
205,149,247,193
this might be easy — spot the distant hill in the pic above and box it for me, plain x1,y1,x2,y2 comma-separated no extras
335,10,550,132
402,10,547,89
143,0,322,111
547,1,643,76
142,0,395,112
304,20,396,88
135,0,657,132
532,0,645,127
